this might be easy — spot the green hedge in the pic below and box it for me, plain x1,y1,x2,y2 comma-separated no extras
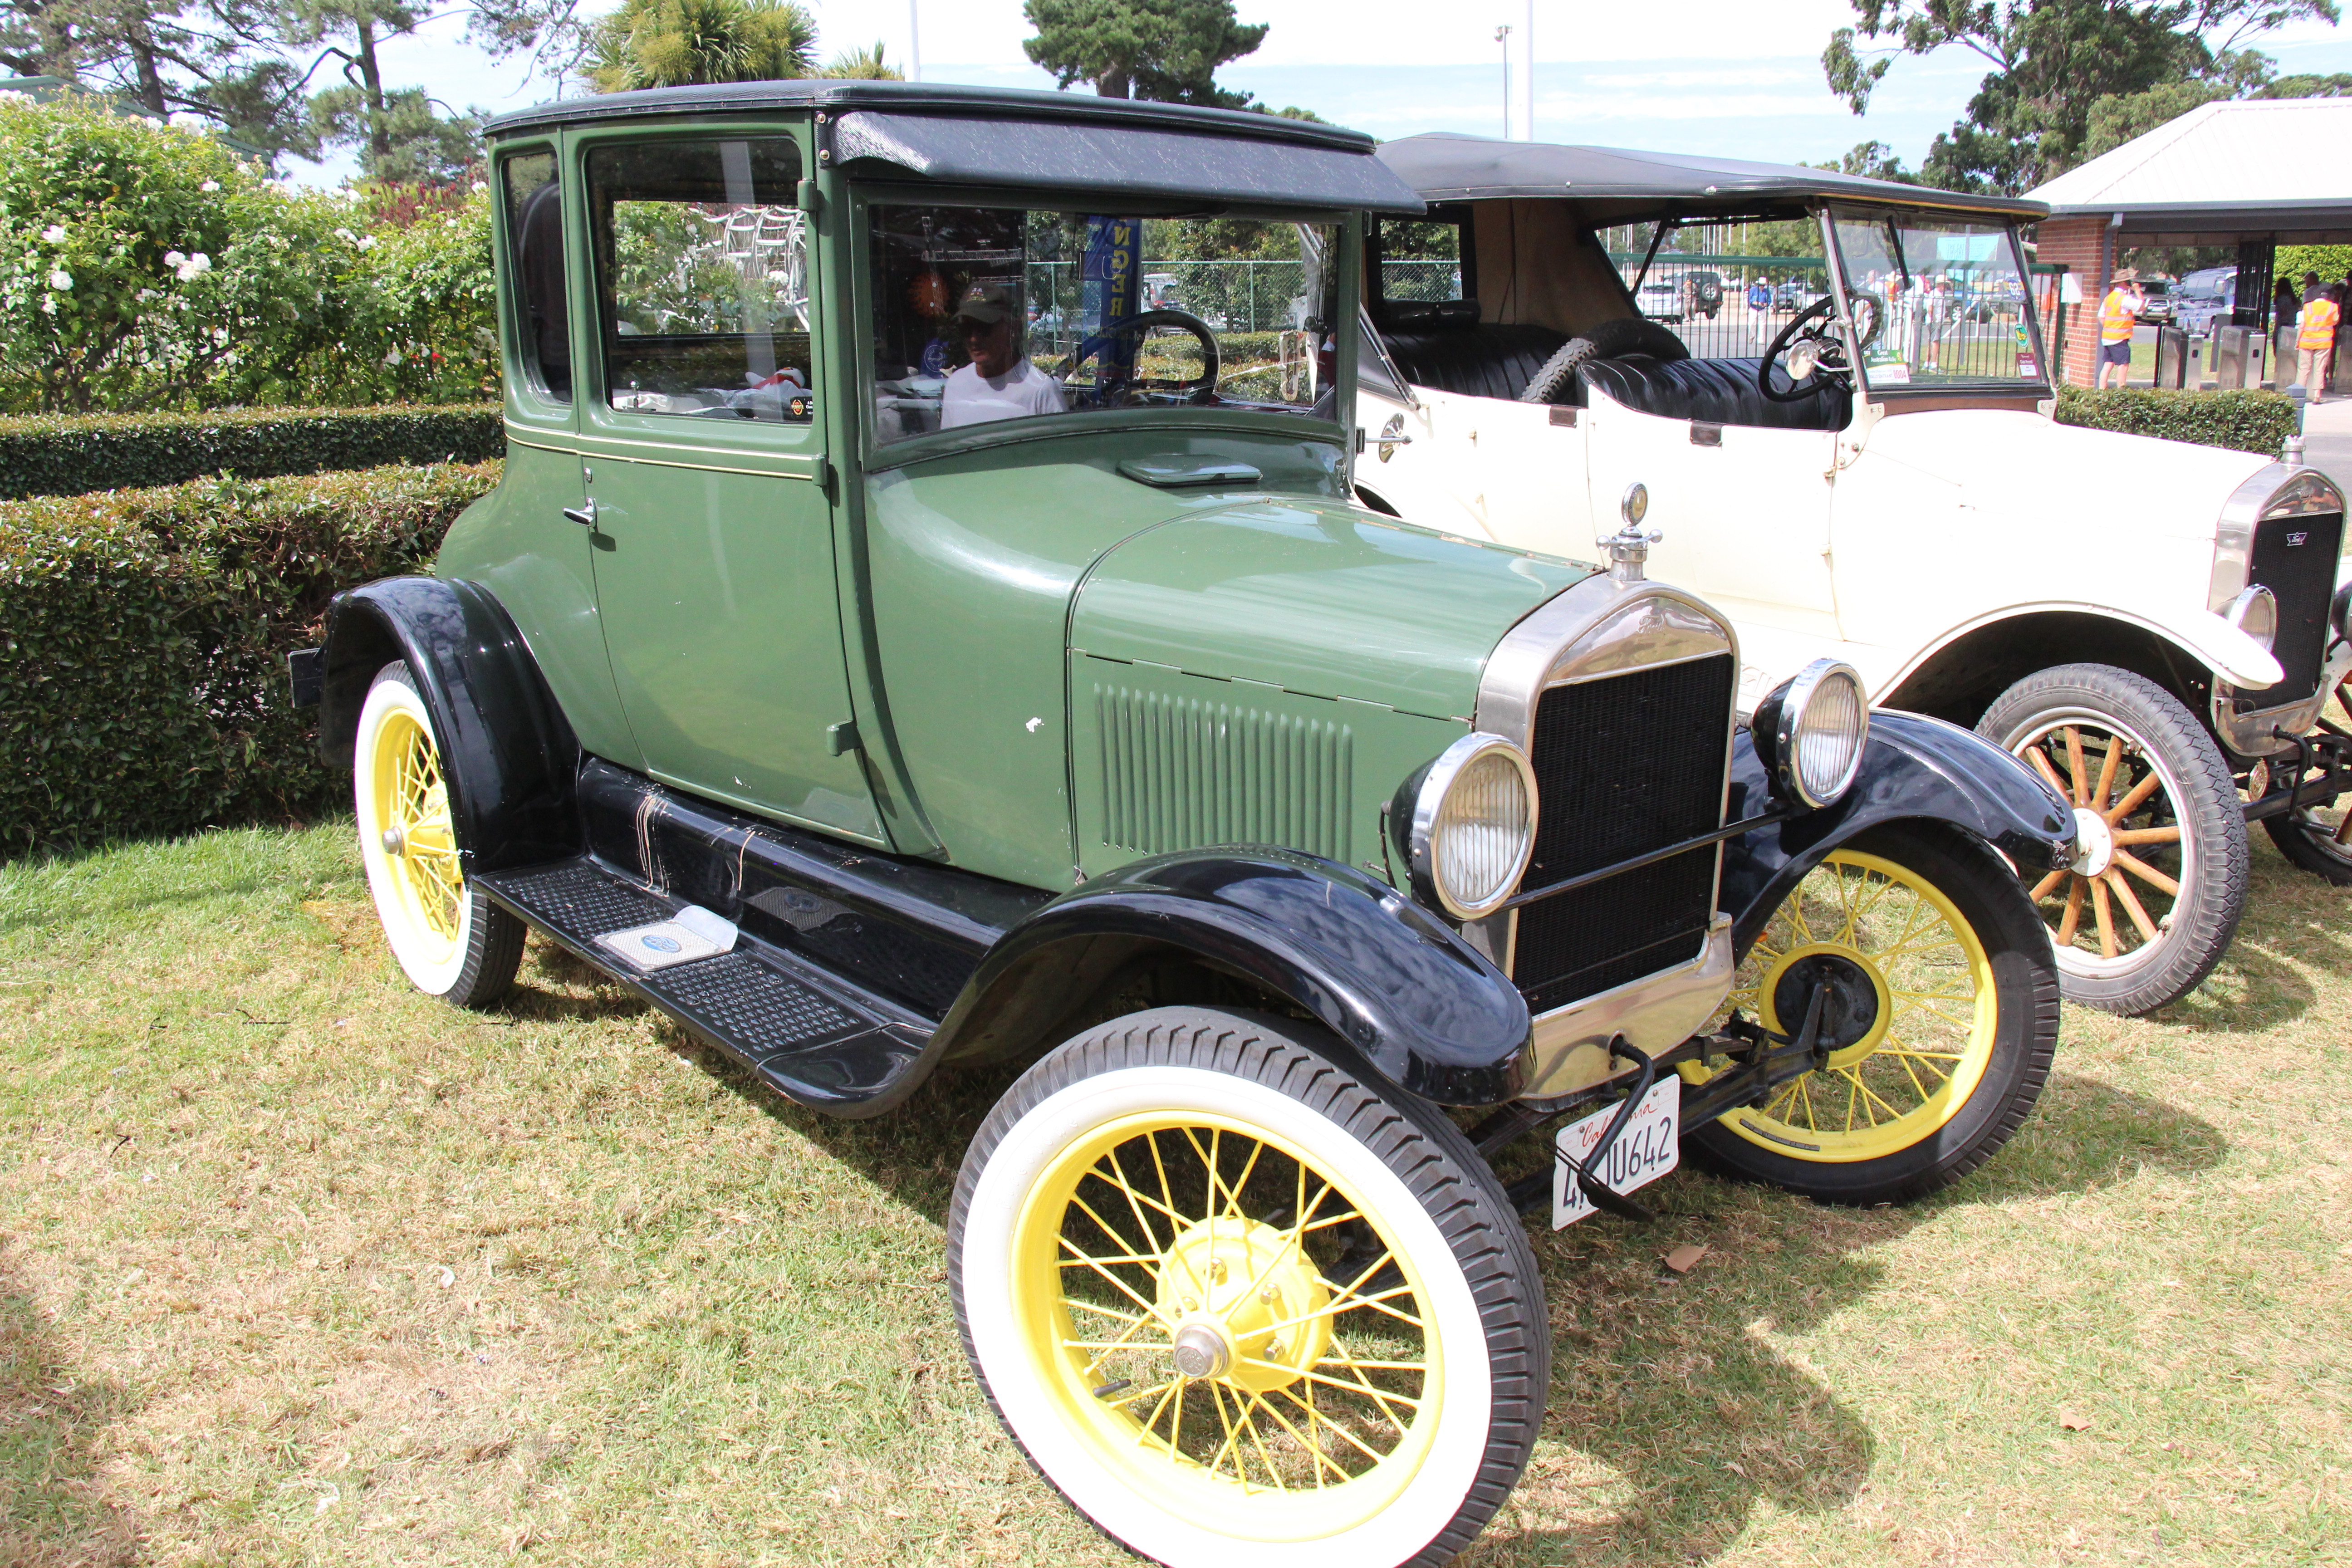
0,461,500,852
2054,386,2298,456
0,402,504,500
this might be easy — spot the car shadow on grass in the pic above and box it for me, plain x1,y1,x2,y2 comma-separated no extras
495,937,654,1025
1478,1068,2225,1564
0,1263,144,1568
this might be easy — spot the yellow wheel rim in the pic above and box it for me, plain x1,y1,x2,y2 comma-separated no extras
1684,848,1998,1162
368,708,465,962
1009,1113,1444,1540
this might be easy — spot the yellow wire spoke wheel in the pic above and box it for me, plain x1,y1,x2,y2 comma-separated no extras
353,662,523,1007
1682,824,2056,1205
953,1009,1546,1568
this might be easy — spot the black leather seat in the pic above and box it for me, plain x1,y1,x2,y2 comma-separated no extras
1577,356,1851,433
1378,324,1570,402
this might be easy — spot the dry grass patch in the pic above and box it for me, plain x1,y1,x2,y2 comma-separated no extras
2,821,2348,1565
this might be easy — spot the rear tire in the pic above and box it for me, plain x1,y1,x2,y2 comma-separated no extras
1683,823,2057,1205
1518,317,1690,402
1978,663,2246,1015
949,1007,1546,1568
353,662,523,1009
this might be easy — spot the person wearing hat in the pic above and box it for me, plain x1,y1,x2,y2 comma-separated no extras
2096,268,2143,389
941,280,1066,429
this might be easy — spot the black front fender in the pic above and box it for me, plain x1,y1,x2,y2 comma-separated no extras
1721,710,2074,959
318,576,581,872
933,848,1534,1106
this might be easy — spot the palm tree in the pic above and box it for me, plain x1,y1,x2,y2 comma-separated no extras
585,0,818,92
820,41,905,79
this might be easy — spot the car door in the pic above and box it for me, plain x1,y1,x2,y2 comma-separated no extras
1581,382,1842,651
575,127,884,845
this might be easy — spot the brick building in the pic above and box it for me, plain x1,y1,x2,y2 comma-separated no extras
2027,98,2352,387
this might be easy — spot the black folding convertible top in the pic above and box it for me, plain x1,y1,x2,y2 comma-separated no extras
483,80,1426,216
1376,132,2046,225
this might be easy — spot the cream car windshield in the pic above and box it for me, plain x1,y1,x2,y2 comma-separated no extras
867,205,1341,445
1828,210,2046,392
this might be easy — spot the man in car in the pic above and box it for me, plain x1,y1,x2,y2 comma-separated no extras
941,281,1067,428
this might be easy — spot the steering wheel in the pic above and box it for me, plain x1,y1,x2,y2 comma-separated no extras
1072,308,1222,405
1758,292,1886,403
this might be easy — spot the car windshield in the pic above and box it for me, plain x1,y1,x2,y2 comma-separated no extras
866,204,1341,446
1827,209,2045,391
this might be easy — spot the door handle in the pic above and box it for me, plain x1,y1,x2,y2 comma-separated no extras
562,501,597,528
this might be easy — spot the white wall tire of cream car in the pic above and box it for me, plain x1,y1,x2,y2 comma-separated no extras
353,662,525,1009
948,1008,1547,1568
1978,663,2248,1016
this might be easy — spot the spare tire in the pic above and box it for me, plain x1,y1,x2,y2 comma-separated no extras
1519,317,1689,403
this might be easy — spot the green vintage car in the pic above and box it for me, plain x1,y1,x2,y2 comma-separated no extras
307,81,2078,1566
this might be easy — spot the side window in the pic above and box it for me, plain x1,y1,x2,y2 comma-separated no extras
587,137,813,423
1372,209,1473,319
502,151,570,403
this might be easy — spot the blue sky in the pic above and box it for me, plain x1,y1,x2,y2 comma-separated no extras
293,0,2351,186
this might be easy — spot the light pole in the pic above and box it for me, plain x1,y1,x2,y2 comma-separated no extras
1495,24,1511,140
908,0,922,81
1519,0,1534,142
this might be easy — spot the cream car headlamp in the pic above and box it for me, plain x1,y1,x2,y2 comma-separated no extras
2223,584,2278,654
1752,659,1870,809
1401,733,1539,920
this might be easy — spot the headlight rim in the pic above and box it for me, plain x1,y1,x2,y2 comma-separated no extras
1405,731,1539,921
1753,658,1871,810
2223,583,2279,653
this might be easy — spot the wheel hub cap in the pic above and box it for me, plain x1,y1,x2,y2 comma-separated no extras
381,827,405,857
1153,1217,1332,1393
2070,807,2115,877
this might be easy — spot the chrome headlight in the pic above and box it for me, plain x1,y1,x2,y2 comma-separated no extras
2223,583,2278,653
1401,732,1538,920
1752,659,1869,809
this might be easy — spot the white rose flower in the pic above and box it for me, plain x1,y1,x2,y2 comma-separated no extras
358,235,377,250
41,224,65,243
174,252,211,280
335,227,358,245
165,250,185,266
201,180,221,193
48,269,71,290
383,348,403,366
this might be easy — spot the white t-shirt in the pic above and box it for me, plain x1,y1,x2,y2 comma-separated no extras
940,358,1066,428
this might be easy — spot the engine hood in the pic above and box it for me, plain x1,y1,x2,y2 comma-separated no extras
1071,499,1592,720
1857,409,2271,543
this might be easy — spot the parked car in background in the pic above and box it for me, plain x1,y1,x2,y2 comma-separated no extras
2175,266,2239,337
1359,133,2352,1017
2136,276,2176,326
1774,279,1822,312
310,83,2076,1568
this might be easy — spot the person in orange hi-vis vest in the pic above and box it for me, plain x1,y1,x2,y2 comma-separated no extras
2298,282,2341,405
2096,268,2142,389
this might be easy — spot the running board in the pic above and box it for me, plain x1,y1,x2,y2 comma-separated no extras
477,858,934,1113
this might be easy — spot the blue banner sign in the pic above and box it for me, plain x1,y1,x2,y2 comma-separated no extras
1076,215,1141,393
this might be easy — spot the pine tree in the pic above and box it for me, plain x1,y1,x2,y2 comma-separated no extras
1021,0,1265,104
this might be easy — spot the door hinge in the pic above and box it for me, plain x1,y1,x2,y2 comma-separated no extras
825,719,861,756
796,178,822,215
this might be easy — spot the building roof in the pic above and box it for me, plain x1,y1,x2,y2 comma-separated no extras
482,80,1424,215
2027,97,2352,240
1375,132,2047,223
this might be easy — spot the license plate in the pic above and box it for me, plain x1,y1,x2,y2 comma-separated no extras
1552,1076,1681,1229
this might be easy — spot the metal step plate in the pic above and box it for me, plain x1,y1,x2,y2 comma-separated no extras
478,857,932,1113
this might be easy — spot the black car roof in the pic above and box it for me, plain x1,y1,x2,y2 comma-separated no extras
483,80,1424,214
1375,132,2047,224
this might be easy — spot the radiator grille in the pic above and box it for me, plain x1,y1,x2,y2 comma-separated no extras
2249,510,2343,705
1512,653,1733,1010
1096,684,1352,863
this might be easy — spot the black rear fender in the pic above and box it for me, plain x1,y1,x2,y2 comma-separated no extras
1721,710,2075,959
319,576,581,872
933,849,1534,1107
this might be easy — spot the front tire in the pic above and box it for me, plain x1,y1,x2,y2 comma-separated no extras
1683,823,2058,1205
353,662,523,1009
1978,663,2247,1014
949,1008,1546,1568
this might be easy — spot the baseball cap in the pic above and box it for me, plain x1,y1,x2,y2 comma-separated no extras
954,281,1015,326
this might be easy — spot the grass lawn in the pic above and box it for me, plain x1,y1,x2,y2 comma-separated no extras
2,820,2347,1567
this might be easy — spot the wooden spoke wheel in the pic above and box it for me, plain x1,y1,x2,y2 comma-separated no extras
2258,678,2352,886
353,662,523,1008
950,1008,1545,1568
1980,665,2247,1016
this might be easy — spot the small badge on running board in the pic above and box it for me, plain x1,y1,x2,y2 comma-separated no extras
593,904,737,972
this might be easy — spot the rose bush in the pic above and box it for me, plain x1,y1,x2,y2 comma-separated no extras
0,94,495,414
